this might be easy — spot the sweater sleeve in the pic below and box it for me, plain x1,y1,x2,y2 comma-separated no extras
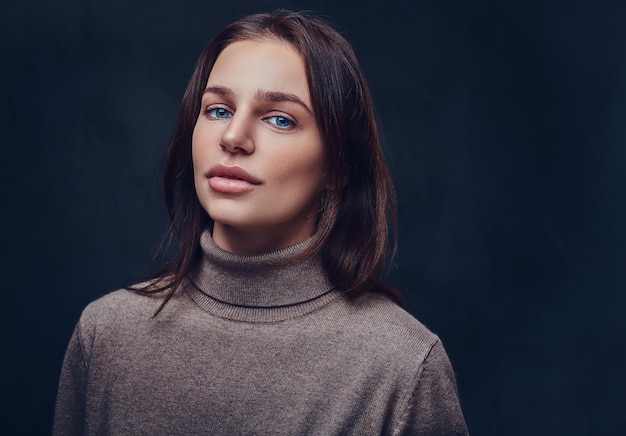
395,339,469,436
53,322,88,436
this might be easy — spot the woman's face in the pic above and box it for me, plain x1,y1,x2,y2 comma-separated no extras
192,39,327,254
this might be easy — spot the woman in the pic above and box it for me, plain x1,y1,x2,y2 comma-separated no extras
54,10,468,435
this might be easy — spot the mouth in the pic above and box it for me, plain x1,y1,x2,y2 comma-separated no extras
207,164,262,194
208,164,262,184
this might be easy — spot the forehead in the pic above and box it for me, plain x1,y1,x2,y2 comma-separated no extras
207,39,311,103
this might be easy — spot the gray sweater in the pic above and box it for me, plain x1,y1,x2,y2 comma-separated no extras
53,231,468,435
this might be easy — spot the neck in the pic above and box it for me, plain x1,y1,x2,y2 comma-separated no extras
185,230,340,321
212,221,316,255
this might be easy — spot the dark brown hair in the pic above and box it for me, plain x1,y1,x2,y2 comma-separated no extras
141,9,399,312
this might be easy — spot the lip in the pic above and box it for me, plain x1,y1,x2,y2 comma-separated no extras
207,164,262,194
208,164,262,184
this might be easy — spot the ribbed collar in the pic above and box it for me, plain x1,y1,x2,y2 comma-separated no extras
185,230,341,322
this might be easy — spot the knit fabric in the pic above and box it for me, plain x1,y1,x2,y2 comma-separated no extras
53,231,468,435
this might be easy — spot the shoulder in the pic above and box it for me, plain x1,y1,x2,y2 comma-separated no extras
329,291,441,365
76,286,166,344
82,287,161,320
341,293,468,434
344,291,438,343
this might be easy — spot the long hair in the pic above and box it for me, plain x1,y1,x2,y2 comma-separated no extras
140,10,400,313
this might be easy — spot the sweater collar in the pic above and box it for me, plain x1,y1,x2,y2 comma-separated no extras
185,230,339,321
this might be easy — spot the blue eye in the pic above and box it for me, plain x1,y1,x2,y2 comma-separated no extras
204,107,232,119
266,115,295,129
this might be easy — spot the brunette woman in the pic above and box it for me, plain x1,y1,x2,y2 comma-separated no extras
54,10,468,435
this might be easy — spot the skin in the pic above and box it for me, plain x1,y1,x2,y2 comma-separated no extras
192,39,327,255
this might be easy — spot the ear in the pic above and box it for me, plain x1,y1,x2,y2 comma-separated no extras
323,161,350,191
338,172,349,189
335,166,350,190
322,173,348,192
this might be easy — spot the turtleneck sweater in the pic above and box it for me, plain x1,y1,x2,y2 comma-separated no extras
53,231,468,435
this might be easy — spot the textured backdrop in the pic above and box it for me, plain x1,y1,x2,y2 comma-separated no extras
2,0,625,434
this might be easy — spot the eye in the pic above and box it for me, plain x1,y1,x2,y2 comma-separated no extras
264,115,296,130
203,106,233,119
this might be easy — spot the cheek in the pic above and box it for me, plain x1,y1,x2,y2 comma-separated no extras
281,150,326,193
191,124,209,171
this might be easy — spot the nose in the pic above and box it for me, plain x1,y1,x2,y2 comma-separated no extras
220,112,255,154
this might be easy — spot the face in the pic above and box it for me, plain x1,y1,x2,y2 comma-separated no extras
192,39,327,254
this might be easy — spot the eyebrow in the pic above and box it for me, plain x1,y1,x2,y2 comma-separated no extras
255,90,313,114
203,86,233,98
203,86,312,114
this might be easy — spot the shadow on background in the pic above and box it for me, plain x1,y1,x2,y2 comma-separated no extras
2,0,625,434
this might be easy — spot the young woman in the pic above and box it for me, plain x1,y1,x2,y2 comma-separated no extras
54,10,468,435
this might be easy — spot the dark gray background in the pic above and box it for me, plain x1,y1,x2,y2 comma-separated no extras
2,0,625,434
